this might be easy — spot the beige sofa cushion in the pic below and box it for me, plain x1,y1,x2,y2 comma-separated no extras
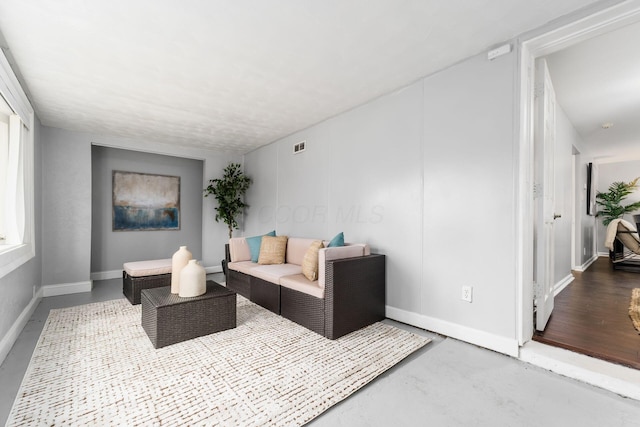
228,261,261,275
258,235,288,265
229,237,251,262
251,263,303,285
286,238,319,266
301,240,324,281
123,258,172,277
280,274,325,299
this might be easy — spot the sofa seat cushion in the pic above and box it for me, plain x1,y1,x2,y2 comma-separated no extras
228,261,260,275
123,258,172,277
251,263,302,285
280,274,325,299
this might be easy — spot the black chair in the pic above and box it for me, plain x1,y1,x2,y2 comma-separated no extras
608,220,640,272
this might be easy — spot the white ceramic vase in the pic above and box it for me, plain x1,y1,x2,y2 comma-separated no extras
179,259,206,297
171,246,192,294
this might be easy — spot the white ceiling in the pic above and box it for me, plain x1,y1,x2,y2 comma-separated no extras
0,0,600,154
546,19,640,162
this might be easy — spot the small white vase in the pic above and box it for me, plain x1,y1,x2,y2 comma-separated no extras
179,259,206,297
171,246,192,294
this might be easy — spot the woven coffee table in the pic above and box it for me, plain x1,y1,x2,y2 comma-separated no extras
141,280,236,348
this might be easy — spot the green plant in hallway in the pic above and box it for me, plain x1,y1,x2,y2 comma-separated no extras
204,163,252,238
595,177,640,226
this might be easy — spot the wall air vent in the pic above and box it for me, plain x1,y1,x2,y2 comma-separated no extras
293,140,306,154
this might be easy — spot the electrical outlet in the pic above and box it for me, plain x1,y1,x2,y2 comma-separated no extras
461,286,473,303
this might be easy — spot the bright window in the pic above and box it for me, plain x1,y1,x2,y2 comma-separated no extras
0,49,35,278
0,103,8,243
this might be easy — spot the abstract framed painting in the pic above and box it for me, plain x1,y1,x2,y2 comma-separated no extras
112,170,180,231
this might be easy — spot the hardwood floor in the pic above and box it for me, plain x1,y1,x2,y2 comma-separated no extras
534,257,640,369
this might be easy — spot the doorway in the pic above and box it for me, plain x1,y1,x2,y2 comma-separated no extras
518,1,640,346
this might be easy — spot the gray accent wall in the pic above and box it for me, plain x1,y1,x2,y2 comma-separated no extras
596,160,640,254
91,146,204,272
41,126,92,286
41,126,240,287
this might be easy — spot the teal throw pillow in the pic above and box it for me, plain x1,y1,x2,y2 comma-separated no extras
247,230,276,262
328,232,344,247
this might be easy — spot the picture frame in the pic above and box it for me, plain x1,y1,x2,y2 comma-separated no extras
112,170,180,231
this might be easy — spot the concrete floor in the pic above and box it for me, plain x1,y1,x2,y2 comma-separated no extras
2,277,640,426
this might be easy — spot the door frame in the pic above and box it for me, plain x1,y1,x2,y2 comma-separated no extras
516,0,640,345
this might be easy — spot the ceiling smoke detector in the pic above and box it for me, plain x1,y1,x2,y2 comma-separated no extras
601,122,614,129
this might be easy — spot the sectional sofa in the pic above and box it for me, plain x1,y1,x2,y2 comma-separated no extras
225,235,386,339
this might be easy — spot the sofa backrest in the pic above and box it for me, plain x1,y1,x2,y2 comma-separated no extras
229,236,371,281
286,237,319,266
229,237,251,262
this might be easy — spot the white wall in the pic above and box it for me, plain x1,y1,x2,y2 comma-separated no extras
41,126,241,287
245,50,521,355
421,50,517,352
245,80,424,311
596,160,640,254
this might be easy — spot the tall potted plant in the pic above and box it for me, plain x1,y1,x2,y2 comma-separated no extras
595,177,640,226
204,163,251,274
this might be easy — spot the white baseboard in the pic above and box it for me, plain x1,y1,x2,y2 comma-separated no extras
520,341,640,401
553,274,574,297
42,281,93,297
598,251,609,257
0,288,43,366
205,265,223,274
90,270,122,281
572,254,598,272
385,305,519,357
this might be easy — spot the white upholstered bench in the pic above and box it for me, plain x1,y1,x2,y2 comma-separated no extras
122,258,172,305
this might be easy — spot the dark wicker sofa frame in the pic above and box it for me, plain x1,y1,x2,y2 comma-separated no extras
226,253,386,339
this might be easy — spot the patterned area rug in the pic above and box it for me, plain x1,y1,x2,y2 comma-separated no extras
630,288,640,333
6,297,430,426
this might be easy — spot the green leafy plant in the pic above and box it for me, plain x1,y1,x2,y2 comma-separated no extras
595,177,640,226
204,163,251,239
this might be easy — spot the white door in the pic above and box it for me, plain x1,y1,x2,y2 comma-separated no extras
534,58,557,331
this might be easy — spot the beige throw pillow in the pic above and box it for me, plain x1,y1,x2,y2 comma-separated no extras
258,235,288,265
302,240,324,281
